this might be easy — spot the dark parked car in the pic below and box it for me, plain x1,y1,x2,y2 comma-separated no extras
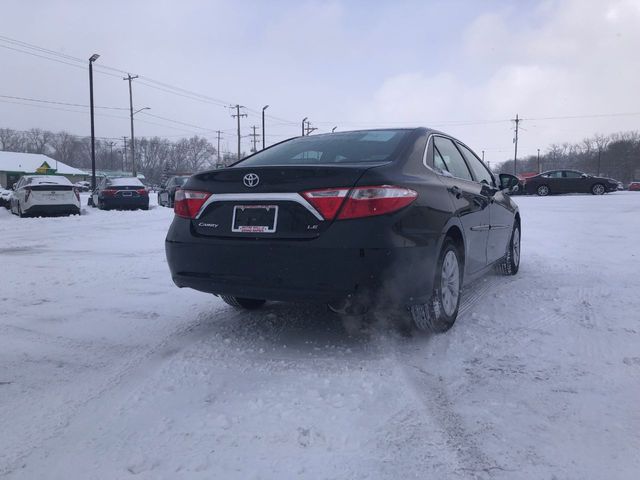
165,128,521,333
158,175,190,207
89,176,149,210
524,169,619,196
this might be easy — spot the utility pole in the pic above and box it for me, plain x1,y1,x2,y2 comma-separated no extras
512,113,520,175
215,130,222,167
597,146,602,175
249,126,260,153
107,141,115,170
482,150,485,163
304,120,317,136
88,53,100,190
231,105,247,160
537,148,541,173
123,73,139,177
262,105,269,149
301,117,308,136
122,136,128,171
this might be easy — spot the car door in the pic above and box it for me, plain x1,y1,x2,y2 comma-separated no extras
432,136,490,274
457,143,514,265
562,170,586,193
92,178,103,205
12,178,23,211
541,170,563,193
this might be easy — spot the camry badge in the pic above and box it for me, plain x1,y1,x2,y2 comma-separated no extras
243,173,260,187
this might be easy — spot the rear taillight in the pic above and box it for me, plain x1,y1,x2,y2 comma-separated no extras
136,188,148,196
24,187,32,202
103,189,117,196
302,185,417,220
338,186,418,219
301,188,349,220
174,189,211,219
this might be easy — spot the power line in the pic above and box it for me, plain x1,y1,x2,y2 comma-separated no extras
0,94,127,110
0,35,300,123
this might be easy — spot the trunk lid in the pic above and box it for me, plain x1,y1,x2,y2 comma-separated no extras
187,164,380,239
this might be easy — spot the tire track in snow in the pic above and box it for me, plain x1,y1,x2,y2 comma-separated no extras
0,303,240,478
372,274,518,478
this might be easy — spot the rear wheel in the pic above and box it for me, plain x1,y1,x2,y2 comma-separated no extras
536,185,550,196
410,239,462,333
591,183,605,195
497,223,520,275
220,295,266,310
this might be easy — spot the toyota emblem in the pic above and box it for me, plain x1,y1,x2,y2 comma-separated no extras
243,173,260,187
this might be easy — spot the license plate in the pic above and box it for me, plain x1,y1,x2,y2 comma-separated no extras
232,205,278,233
122,191,133,197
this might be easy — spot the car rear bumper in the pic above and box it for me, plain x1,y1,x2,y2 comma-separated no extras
23,204,80,216
165,219,439,306
102,197,149,208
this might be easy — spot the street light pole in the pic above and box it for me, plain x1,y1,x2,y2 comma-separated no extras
262,105,269,150
301,117,308,136
537,148,541,173
123,73,139,177
89,53,100,190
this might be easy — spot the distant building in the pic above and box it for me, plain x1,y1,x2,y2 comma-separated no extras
0,152,88,188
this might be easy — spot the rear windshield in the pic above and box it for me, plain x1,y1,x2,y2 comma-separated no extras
174,177,189,185
108,177,144,187
236,130,411,167
26,176,72,186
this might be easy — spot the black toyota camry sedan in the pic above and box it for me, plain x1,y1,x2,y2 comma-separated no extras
524,169,619,196
165,128,521,332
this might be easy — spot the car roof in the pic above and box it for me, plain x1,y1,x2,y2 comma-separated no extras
23,175,73,185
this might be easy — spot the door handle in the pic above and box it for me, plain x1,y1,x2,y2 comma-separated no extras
448,186,462,199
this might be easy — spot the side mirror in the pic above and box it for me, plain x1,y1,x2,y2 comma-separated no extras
480,183,498,197
499,173,520,192
12,184,17,190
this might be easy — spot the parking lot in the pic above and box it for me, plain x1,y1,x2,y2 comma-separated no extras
1,192,639,479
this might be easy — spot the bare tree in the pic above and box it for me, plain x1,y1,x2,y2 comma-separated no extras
0,128,25,151
25,128,53,154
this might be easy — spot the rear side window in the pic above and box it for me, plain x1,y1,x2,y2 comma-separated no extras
433,137,473,181
563,171,582,178
457,143,494,185
236,130,411,166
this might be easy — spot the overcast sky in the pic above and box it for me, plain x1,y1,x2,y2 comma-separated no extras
1,0,639,162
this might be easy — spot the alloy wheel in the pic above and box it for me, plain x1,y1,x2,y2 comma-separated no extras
513,227,521,267
537,185,550,196
440,250,460,317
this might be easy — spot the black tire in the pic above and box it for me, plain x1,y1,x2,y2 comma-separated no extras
497,223,520,275
536,184,550,196
409,239,462,333
220,295,266,310
591,183,605,195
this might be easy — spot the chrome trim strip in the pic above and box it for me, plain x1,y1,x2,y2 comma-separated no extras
195,192,324,221
490,224,511,230
470,225,491,231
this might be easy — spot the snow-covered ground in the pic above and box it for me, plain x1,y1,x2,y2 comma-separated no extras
1,192,639,479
